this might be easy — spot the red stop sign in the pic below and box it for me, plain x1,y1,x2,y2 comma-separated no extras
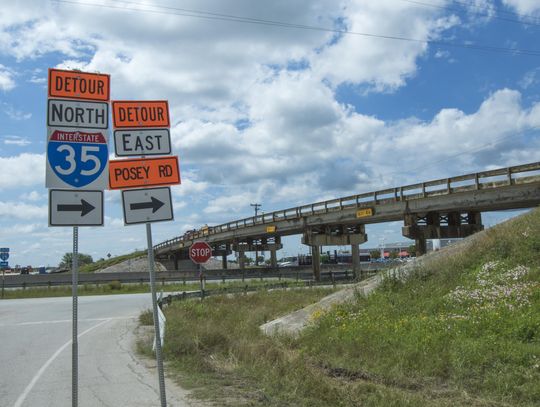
189,241,212,264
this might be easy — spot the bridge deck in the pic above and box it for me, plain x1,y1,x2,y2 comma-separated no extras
155,162,540,255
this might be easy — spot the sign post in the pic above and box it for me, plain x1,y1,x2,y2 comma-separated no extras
47,68,110,407
110,99,180,407
0,249,7,298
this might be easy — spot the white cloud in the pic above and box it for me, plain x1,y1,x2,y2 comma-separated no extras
311,1,459,91
2,103,32,121
519,68,540,89
19,190,45,202
0,153,45,189
3,135,31,146
502,0,540,15
0,64,15,91
0,201,47,219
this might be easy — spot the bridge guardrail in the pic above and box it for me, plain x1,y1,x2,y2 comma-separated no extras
158,271,362,307
154,161,540,251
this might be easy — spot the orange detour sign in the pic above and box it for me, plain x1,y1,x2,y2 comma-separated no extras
48,69,110,101
109,156,180,190
112,101,170,128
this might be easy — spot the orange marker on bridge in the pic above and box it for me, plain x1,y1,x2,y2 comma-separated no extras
109,156,180,190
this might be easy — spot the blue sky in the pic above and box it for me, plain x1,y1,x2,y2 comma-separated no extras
1,0,540,267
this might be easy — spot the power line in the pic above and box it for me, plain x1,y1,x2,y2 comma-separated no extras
51,0,540,57
399,0,540,27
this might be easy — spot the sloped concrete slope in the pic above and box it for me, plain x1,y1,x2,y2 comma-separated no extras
260,230,487,337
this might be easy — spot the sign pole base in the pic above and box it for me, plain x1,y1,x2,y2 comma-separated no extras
146,222,167,407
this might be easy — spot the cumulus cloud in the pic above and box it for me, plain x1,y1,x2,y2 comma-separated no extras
0,64,15,91
502,0,540,15
0,153,45,189
0,201,47,219
311,1,459,91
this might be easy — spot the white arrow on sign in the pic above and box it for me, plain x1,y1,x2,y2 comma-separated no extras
47,99,109,129
113,128,171,157
121,187,173,225
49,189,104,227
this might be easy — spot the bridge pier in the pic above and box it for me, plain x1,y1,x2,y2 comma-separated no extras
233,237,282,270
402,211,483,256
302,225,367,281
270,249,278,268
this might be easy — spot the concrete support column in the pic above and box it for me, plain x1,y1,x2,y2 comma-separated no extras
222,254,228,269
173,254,179,271
415,238,427,256
311,247,321,282
351,243,360,277
270,249,278,269
238,251,245,270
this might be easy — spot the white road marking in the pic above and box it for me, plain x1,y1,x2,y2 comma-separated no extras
12,318,111,407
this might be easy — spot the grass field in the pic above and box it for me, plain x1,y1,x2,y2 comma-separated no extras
141,208,540,406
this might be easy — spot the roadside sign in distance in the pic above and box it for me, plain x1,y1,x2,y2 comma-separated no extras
113,128,171,157
0,252,8,261
0,248,9,252
189,241,212,264
49,189,104,227
46,128,109,190
0,261,8,268
112,100,170,128
47,99,109,129
48,69,110,102
121,187,173,225
108,156,180,190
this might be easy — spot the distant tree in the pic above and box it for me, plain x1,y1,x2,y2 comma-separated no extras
244,257,253,265
389,251,399,259
60,253,94,268
408,245,416,257
370,250,380,260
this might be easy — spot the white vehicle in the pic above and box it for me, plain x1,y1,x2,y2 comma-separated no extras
277,257,298,267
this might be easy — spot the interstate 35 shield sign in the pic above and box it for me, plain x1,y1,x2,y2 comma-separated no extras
46,128,109,189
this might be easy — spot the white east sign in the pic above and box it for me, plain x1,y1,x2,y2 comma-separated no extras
113,128,171,157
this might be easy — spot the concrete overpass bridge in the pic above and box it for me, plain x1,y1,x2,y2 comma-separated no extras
154,162,540,280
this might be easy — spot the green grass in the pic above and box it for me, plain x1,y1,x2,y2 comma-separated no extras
144,208,540,406
1,278,305,300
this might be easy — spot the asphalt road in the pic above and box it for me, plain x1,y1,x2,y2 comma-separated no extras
0,293,193,407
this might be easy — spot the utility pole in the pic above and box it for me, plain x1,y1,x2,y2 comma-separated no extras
250,203,261,266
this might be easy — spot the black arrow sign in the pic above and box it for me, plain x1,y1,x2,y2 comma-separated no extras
57,199,95,217
130,197,164,213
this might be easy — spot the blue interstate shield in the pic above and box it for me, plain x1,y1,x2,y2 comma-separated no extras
47,130,108,188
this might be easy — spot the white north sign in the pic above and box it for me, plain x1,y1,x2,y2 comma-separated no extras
47,99,109,129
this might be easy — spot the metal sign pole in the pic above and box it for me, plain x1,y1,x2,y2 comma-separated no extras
146,222,167,407
72,226,79,407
